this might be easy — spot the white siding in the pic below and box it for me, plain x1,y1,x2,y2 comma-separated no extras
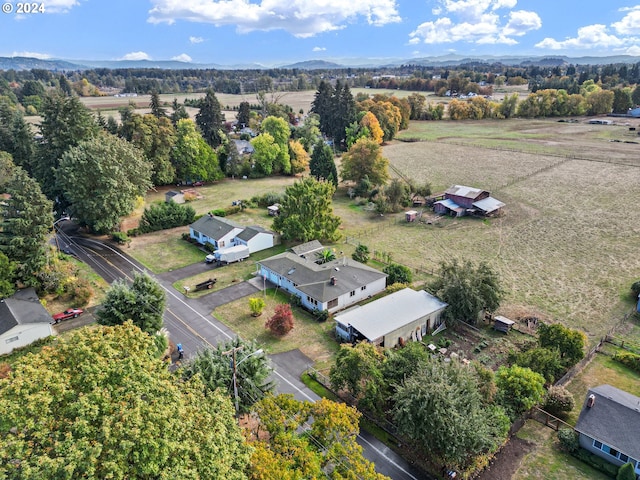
0,323,53,355
245,233,274,253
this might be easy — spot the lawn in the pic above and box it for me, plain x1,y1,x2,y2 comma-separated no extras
173,244,287,296
127,226,205,273
213,288,339,372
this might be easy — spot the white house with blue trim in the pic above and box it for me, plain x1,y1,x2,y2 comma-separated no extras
257,252,387,313
189,215,276,254
575,385,640,478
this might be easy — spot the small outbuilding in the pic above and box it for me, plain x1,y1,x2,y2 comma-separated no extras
493,315,515,333
165,190,185,204
267,204,280,216
405,210,418,222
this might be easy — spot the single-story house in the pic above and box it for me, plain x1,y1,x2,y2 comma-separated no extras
233,139,255,155
290,240,325,259
258,252,387,313
165,190,185,204
234,226,277,253
574,385,640,478
190,215,244,250
0,288,54,355
434,185,505,217
335,288,448,348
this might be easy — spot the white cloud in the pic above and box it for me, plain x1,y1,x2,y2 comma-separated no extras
410,0,541,45
42,0,81,14
312,46,326,52
147,0,401,37
535,24,625,50
172,53,192,62
11,51,51,59
612,8,640,35
120,51,151,61
625,45,640,55
189,36,204,44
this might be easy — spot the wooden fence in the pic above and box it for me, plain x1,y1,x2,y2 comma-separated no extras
530,407,573,432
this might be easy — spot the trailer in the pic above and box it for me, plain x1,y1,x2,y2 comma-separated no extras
214,245,250,264
194,278,217,291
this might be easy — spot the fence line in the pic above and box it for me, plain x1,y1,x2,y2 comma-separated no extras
529,407,573,432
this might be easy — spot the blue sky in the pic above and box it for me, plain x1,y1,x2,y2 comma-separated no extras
1,0,640,65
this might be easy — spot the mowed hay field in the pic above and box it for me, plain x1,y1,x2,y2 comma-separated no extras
376,120,640,341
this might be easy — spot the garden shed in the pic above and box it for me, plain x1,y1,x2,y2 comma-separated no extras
405,210,418,222
493,315,515,333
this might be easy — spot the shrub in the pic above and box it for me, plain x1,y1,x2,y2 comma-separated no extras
210,209,226,217
386,282,409,293
352,244,370,263
265,304,294,336
617,462,636,480
557,428,579,453
612,351,640,373
383,263,413,285
544,385,575,417
70,278,94,308
573,447,620,477
251,192,284,208
312,309,329,323
126,228,140,237
181,232,191,242
111,231,130,245
249,297,266,317
631,280,640,299
224,205,242,216
138,202,196,233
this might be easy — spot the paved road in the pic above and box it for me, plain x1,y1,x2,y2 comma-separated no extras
55,226,429,480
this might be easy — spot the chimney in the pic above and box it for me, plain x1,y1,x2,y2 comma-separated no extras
587,394,595,408
330,276,337,286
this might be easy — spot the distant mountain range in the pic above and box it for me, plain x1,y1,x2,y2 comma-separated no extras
2,54,640,72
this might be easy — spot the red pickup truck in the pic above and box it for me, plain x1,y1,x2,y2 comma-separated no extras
52,308,83,324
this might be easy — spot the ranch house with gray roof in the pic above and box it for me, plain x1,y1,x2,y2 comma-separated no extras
258,252,387,313
574,385,640,478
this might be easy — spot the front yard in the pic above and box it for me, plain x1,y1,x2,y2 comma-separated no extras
213,288,339,372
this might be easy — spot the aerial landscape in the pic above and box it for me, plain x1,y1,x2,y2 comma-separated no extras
1,1,640,479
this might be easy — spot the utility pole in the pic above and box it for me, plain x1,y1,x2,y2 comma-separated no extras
222,345,264,418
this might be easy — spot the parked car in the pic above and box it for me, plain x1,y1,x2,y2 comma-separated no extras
193,180,205,187
52,308,84,324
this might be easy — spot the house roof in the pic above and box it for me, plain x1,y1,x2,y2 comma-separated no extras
473,196,505,213
236,225,272,242
290,240,324,257
259,252,387,303
575,384,640,460
166,190,181,198
493,315,515,326
233,139,255,154
0,288,52,335
190,215,243,241
335,288,448,341
445,185,487,200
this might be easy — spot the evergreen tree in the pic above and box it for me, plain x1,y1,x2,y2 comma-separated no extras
196,89,225,148
170,98,189,126
0,166,53,286
97,271,166,335
36,92,98,210
333,81,357,148
310,80,335,138
0,101,36,173
309,140,338,186
149,91,167,118
236,101,251,128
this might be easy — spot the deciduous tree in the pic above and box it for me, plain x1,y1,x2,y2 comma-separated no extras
0,322,251,479
288,139,309,174
393,359,510,469
340,137,390,186
260,116,291,174
57,134,152,232
430,259,504,325
272,177,341,242
495,365,545,418
173,118,223,183
250,132,279,176
265,304,294,336
97,271,166,335
537,322,586,368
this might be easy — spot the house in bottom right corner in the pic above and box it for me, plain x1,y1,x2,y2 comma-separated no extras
574,384,640,478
